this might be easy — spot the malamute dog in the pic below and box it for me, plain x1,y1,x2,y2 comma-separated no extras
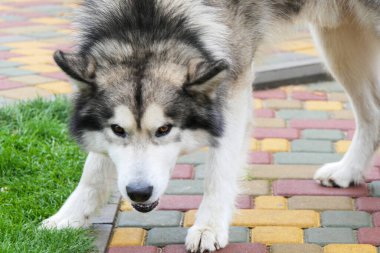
42,0,380,252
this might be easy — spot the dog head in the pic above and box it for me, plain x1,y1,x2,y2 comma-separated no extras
54,42,229,212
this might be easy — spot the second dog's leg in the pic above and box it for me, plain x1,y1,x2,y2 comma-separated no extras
41,152,116,228
311,19,380,187
186,73,253,252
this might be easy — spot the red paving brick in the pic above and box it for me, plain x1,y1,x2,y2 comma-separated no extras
247,152,272,164
252,128,299,140
255,109,275,118
289,120,355,130
365,167,380,182
157,195,252,211
273,180,369,197
0,80,25,90
108,246,159,253
373,212,380,227
171,165,194,179
254,90,287,99
162,243,267,253
356,197,380,213
291,91,327,101
357,228,380,246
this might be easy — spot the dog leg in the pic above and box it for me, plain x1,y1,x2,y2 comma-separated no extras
311,19,380,187
41,152,116,229
186,74,253,252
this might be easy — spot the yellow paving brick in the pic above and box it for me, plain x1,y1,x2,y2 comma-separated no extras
251,226,304,245
0,87,52,100
254,99,263,109
184,209,320,228
264,99,302,109
330,110,354,119
328,92,349,102
253,118,286,128
255,196,288,210
304,101,343,111
335,140,351,154
261,138,290,152
109,228,146,247
20,64,60,73
119,200,133,211
324,244,377,253
11,48,54,56
277,40,315,51
8,56,55,65
250,138,260,151
31,17,69,25
296,48,319,56
37,81,73,94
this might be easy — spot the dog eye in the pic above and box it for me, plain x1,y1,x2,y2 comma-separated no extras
111,124,126,137
155,124,173,137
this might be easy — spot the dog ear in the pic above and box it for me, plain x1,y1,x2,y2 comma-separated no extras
184,59,229,98
53,50,97,88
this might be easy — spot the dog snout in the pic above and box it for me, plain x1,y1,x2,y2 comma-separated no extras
126,183,153,203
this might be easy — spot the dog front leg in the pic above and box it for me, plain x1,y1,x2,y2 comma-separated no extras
41,152,116,229
186,88,252,252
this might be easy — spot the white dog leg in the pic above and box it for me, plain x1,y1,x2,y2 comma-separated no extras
186,74,253,252
311,19,380,187
41,152,116,229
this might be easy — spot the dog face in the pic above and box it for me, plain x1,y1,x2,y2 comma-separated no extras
54,47,228,212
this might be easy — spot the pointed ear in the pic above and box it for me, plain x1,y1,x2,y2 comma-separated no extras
53,50,97,85
184,59,229,98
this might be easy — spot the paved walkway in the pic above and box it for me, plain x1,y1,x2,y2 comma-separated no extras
1,1,380,253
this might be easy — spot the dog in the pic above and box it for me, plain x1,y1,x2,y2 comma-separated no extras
41,0,380,252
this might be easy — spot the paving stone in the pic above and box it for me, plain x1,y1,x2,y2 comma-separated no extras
330,110,354,120
274,152,342,165
264,99,302,109
0,86,53,99
36,81,73,94
239,180,270,195
92,224,112,253
246,165,318,179
327,92,349,102
369,181,380,197
304,228,357,246
158,195,252,211
291,139,333,153
358,228,380,246
324,244,377,253
109,228,146,247
194,165,205,179
292,91,327,101
373,212,380,226
271,244,323,253
308,81,344,92
165,180,203,195
108,246,159,253
365,168,380,182
171,164,194,179
277,109,329,120
177,151,206,164
162,243,267,253
253,118,286,128
253,128,300,140
356,197,380,213
9,74,57,85
247,152,272,164
290,119,355,130
117,211,182,228
254,196,287,210
288,196,354,211
119,200,133,211
0,79,24,90
0,67,34,77
321,211,372,229
251,226,303,245
254,89,287,99
146,227,248,246
304,101,343,111
261,138,290,152
183,209,319,228
274,180,369,197
301,129,344,141
255,108,275,118
90,204,118,224
335,140,351,153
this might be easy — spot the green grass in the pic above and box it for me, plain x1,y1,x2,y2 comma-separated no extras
0,98,96,253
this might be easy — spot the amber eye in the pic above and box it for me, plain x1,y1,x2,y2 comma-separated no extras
111,124,126,137
155,124,173,137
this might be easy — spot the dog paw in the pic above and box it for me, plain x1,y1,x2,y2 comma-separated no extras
40,214,89,229
314,162,364,188
185,225,228,253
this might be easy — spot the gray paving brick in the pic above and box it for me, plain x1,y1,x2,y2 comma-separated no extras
195,165,205,179
165,180,204,195
321,211,372,229
117,211,182,228
92,224,112,253
274,152,342,165
291,140,333,153
301,129,344,141
271,244,323,253
177,152,206,164
146,227,248,246
304,228,357,246
308,81,344,92
277,110,329,120
369,181,380,197
90,204,118,224
288,196,354,211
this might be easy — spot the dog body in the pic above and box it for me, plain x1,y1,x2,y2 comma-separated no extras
42,1,380,252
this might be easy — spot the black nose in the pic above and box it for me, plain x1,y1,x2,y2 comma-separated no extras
126,183,153,203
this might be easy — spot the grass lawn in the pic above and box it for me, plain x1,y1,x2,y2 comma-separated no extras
0,98,96,253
